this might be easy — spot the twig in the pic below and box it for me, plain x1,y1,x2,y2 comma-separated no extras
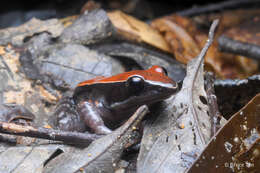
0,134,17,144
218,36,260,61
177,0,260,16
0,121,103,146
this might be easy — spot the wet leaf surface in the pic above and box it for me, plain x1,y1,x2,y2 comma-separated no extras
137,20,218,173
188,93,260,173
43,105,148,173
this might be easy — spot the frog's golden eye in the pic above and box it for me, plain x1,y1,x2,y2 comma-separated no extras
127,76,144,95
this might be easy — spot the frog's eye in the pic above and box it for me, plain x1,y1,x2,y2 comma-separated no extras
153,66,168,76
161,67,168,76
127,76,144,95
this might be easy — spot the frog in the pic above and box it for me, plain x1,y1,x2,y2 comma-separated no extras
54,66,178,134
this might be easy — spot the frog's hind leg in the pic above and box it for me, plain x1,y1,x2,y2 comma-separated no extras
77,101,112,135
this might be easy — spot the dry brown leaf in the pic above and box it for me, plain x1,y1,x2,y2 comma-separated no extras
152,14,258,79
151,15,200,64
195,33,246,79
107,10,171,53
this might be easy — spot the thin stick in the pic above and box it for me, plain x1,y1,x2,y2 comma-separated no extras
0,121,102,146
218,36,260,61
177,0,260,16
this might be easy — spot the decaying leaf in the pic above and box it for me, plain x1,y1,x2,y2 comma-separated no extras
188,93,260,173
60,9,114,45
152,12,258,79
0,145,68,173
151,15,200,64
218,14,260,72
0,18,64,46
137,20,218,173
0,45,54,127
195,9,260,33
43,105,148,173
107,10,171,53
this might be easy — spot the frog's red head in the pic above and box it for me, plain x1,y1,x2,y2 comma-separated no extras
77,66,177,89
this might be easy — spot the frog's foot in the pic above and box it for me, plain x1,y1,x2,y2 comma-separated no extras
77,101,112,135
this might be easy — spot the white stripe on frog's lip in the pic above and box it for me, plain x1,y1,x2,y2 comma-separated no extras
146,80,177,89
127,75,177,89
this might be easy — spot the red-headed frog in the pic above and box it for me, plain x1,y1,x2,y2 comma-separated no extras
53,66,178,134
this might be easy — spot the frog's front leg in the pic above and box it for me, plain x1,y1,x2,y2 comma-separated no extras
77,101,112,135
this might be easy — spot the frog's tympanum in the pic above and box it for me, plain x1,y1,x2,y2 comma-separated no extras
54,66,178,134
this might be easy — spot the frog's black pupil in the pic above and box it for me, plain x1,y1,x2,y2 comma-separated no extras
161,67,168,76
128,76,144,95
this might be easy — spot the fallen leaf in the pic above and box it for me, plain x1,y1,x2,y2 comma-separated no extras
152,12,259,79
107,10,171,53
0,145,68,173
217,15,260,75
60,9,114,45
137,20,218,173
187,93,260,173
151,15,200,64
43,105,148,173
0,18,64,46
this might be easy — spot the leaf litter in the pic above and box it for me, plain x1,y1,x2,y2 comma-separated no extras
137,19,219,173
